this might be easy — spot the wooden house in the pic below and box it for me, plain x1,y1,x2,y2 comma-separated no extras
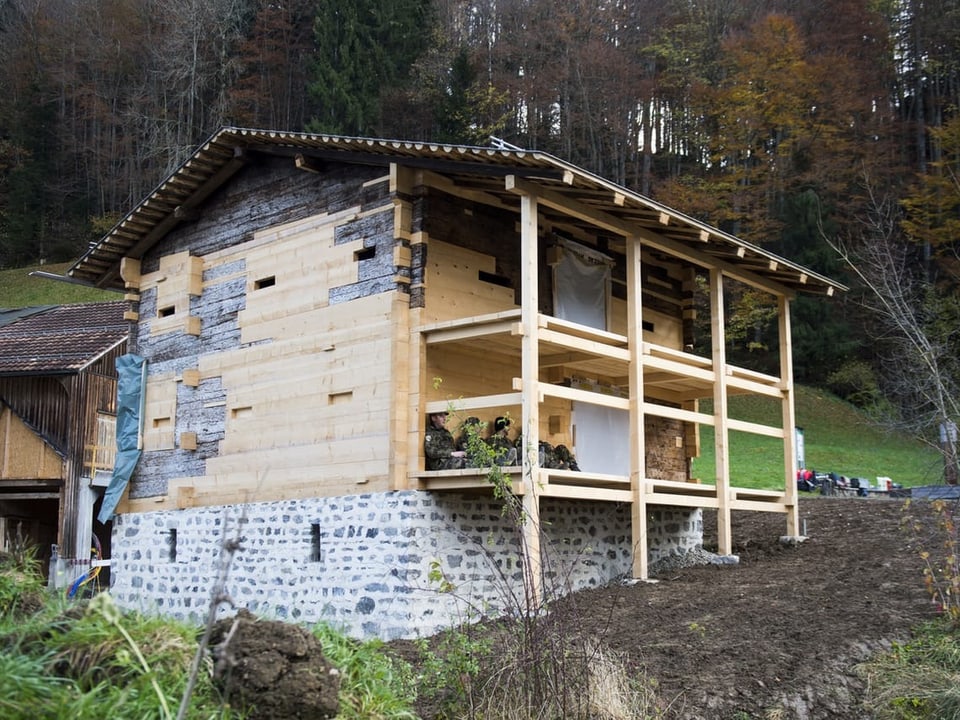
0,302,127,586
63,128,844,638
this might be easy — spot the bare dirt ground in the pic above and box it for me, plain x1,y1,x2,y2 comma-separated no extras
550,496,940,719
221,496,942,719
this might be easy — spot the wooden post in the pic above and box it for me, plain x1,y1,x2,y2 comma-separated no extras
391,163,417,491
517,184,543,607
779,295,801,535
626,236,648,579
709,269,732,555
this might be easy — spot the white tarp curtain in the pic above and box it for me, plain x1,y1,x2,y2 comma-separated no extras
553,241,609,329
553,242,630,475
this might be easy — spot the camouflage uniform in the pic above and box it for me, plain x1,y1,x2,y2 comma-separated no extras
456,417,484,468
487,434,518,466
424,416,465,470
486,416,518,466
553,444,580,471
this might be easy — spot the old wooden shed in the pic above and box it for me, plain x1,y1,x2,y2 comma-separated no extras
0,302,127,585
64,128,844,637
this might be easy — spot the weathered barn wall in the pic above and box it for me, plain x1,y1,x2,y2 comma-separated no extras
108,490,702,640
126,159,405,507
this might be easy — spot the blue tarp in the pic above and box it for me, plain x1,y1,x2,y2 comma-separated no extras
97,353,146,524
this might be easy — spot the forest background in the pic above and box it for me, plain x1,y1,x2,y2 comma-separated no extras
1,0,959,460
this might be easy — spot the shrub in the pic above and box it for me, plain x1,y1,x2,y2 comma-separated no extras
903,499,960,625
825,359,881,409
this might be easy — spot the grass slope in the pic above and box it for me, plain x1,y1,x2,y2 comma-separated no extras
692,386,942,488
0,263,117,307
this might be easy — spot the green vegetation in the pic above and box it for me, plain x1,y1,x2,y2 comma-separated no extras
313,623,418,719
0,263,117,308
0,548,419,719
0,549,229,719
692,387,942,489
859,619,960,720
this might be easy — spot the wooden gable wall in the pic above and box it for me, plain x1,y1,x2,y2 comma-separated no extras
121,158,412,511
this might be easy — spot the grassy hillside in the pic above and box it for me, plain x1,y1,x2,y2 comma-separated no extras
691,386,942,489
0,262,117,307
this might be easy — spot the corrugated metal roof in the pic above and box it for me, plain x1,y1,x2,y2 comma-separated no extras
66,127,846,297
0,302,128,376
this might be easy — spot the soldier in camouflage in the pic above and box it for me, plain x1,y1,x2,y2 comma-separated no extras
487,416,518,466
456,416,484,468
424,411,466,470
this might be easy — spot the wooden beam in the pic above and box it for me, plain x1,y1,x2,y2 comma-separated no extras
643,401,715,426
726,418,785,439
627,235,649,579
538,328,630,362
540,382,631,411
780,295,800,537
504,175,798,299
425,393,523,415
518,188,543,605
295,153,325,173
711,269,732,556
538,483,633,503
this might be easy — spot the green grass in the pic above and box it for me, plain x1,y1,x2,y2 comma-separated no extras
858,618,960,719
0,263,117,307
691,386,942,489
0,551,420,720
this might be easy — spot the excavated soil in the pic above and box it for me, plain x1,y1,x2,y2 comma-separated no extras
547,496,940,719
225,496,945,719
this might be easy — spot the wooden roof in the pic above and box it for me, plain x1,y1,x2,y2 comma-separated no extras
0,302,127,376
65,128,846,297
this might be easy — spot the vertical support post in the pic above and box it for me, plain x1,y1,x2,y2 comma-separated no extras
394,163,422,491
518,187,543,606
709,269,732,555
626,237,648,578
779,295,801,536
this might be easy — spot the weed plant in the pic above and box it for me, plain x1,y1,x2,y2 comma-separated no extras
903,498,960,625
859,618,960,719
313,622,418,719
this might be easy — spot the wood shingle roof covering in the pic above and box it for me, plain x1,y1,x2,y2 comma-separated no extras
0,302,127,376
66,128,846,297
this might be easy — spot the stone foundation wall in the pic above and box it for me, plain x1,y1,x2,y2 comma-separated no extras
109,491,702,640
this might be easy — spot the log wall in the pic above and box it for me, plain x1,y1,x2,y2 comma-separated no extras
124,159,404,509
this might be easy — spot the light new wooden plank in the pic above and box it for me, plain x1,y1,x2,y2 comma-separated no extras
726,418,785,439
424,393,522,415
538,328,631,362
201,452,391,483
540,382,631,410
642,401,714,426
729,499,790,513
539,483,633,503
645,491,721,508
